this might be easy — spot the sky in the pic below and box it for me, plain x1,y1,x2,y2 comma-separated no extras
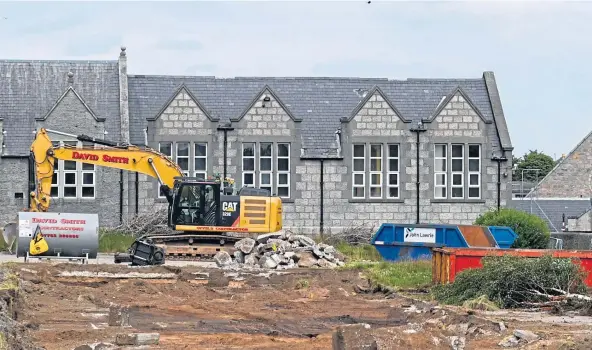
1,0,591,159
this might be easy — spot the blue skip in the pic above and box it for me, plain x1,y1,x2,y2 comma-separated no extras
370,223,518,262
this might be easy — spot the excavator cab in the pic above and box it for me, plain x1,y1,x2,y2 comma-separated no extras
167,177,222,227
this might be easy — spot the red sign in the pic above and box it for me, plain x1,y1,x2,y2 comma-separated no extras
72,151,129,164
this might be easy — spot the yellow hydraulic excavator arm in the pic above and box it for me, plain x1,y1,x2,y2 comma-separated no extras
29,128,184,212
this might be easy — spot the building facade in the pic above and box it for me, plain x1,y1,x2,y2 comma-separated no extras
0,48,514,234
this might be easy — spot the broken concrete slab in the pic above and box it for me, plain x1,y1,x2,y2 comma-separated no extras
332,323,377,350
514,329,539,342
234,237,256,254
214,251,232,267
115,333,159,346
108,306,130,327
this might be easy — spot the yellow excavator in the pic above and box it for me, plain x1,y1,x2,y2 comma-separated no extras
28,128,283,264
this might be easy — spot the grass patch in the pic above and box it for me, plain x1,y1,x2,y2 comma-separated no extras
334,242,382,262
98,229,136,253
295,278,310,289
0,272,19,291
342,260,433,290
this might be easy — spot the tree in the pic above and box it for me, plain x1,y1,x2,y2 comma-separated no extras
474,208,550,249
512,150,556,182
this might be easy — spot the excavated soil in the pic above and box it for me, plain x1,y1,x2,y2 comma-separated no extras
4,262,592,349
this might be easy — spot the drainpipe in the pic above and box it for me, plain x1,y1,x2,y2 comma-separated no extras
217,122,234,184
492,153,508,211
119,170,124,224
320,159,324,241
135,172,139,215
410,122,427,224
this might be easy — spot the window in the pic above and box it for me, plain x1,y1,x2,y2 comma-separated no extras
351,143,400,199
468,144,481,198
194,142,207,180
176,142,190,177
451,144,464,198
433,143,482,200
259,143,272,193
277,143,290,198
369,144,382,198
434,144,447,199
50,140,96,199
157,141,209,199
158,142,173,198
242,142,256,188
387,144,400,198
241,142,291,198
352,144,365,198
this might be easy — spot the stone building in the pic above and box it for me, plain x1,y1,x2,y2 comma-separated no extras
0,48,514,234
510,130,592,232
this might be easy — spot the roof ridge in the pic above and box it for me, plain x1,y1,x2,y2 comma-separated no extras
0,59,117,64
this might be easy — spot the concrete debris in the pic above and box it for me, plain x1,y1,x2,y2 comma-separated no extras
497,330,539,348
73,343,117,350
513,329,539,342
224,234,346,270
214,251,232,267
115,333,160,346
449,336,466,350
332,323,377,350
58,271,176,279
108,306,130,327
498,335,520,348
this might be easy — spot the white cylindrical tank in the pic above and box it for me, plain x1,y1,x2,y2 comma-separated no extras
16,212,99,259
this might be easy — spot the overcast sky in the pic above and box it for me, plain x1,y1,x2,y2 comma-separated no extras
1,0,591,159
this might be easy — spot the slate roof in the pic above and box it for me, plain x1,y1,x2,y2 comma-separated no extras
509,199,592,232
0,60,121,156
128,75,503,158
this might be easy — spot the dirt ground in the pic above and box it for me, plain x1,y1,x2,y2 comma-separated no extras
4,262,592,350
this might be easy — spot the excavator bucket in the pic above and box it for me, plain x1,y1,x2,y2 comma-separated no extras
2,222,18,254
29,225,49,255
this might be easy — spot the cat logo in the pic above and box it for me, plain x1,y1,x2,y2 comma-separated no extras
222,202,237,212
29,225,49,255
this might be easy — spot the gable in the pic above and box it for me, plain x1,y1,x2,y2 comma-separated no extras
37,86,104,122
529,130,592,198
234,87,298,138
148,85,217,122
0,60,120,156
343,89,410,137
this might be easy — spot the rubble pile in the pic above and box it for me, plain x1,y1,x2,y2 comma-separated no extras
214,231,347,270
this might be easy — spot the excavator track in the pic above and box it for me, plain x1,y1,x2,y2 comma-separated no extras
140,233,252,261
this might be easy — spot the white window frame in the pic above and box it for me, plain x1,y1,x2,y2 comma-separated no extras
468,144,481,199
194,142,208,180
51,140,96,199
352,144,365,199
259,142,273,194
176,142,190,177
434,144,447,199
369,144,383,199
242,142,256,188
276,143,290,198
158,142,173,198
387,144,400,199
80,142,96,199
451,144,464,199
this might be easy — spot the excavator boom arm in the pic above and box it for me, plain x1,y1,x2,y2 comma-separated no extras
29,128,184,212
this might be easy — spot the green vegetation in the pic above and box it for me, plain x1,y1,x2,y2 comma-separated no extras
98,229,135,253
295,278,310,289
432,255,587,308
0,272,19,291
342,260,433,290
333,241,382,262
474,207,550,249
512,149,556,182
